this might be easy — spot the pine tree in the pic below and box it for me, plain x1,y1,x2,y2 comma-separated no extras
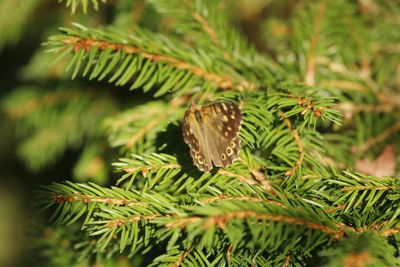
2,0,400,266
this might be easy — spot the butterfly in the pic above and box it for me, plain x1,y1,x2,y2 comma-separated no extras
182,101,242,172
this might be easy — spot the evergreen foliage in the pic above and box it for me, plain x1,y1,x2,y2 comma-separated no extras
1,0,399,266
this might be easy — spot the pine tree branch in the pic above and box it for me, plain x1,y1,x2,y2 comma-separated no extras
56,31,259,92
190,11,224,51
125,97,185,148
286,93,328,117
216,169,259,186
24,1,400,265
147,0,274,81
105,101,185,151
267,86,342,127
165,210,347,240
48,29,260,92
282,116,305,176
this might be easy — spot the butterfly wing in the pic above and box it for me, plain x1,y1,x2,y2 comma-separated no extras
201,101,242,167
183,108,213,172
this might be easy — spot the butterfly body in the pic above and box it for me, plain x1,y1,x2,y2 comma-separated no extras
183,101,242,172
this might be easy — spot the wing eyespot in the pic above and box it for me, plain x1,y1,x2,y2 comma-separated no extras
221,153,226,160
230,141,236,148
226,147,233,156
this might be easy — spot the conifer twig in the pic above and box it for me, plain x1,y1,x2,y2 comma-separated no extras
226,244,233,260
125,97,185,148
105,214,163,228
217,169,258,185
341,185,392,191
51,192,148,206
283,117,305,176
190,11,231,60
201,195,286,208
62,36,258,90
123,163,181,176
191,11,222,48
166,210,347,240
284,252,291,267
287,93,326,117
173,248,193,267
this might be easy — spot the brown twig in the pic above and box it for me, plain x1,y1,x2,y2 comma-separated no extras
105,214,162,228
201,194,287,208
283,117,305,176
283,252,291,267
217,169,258,185
190,11,231,60
123,163,181,176
167,210,347,240
173,248,193,267
191,12,222,48
226,244,233,261
325,204,347,212
341,185,392,192
51,193,148,206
